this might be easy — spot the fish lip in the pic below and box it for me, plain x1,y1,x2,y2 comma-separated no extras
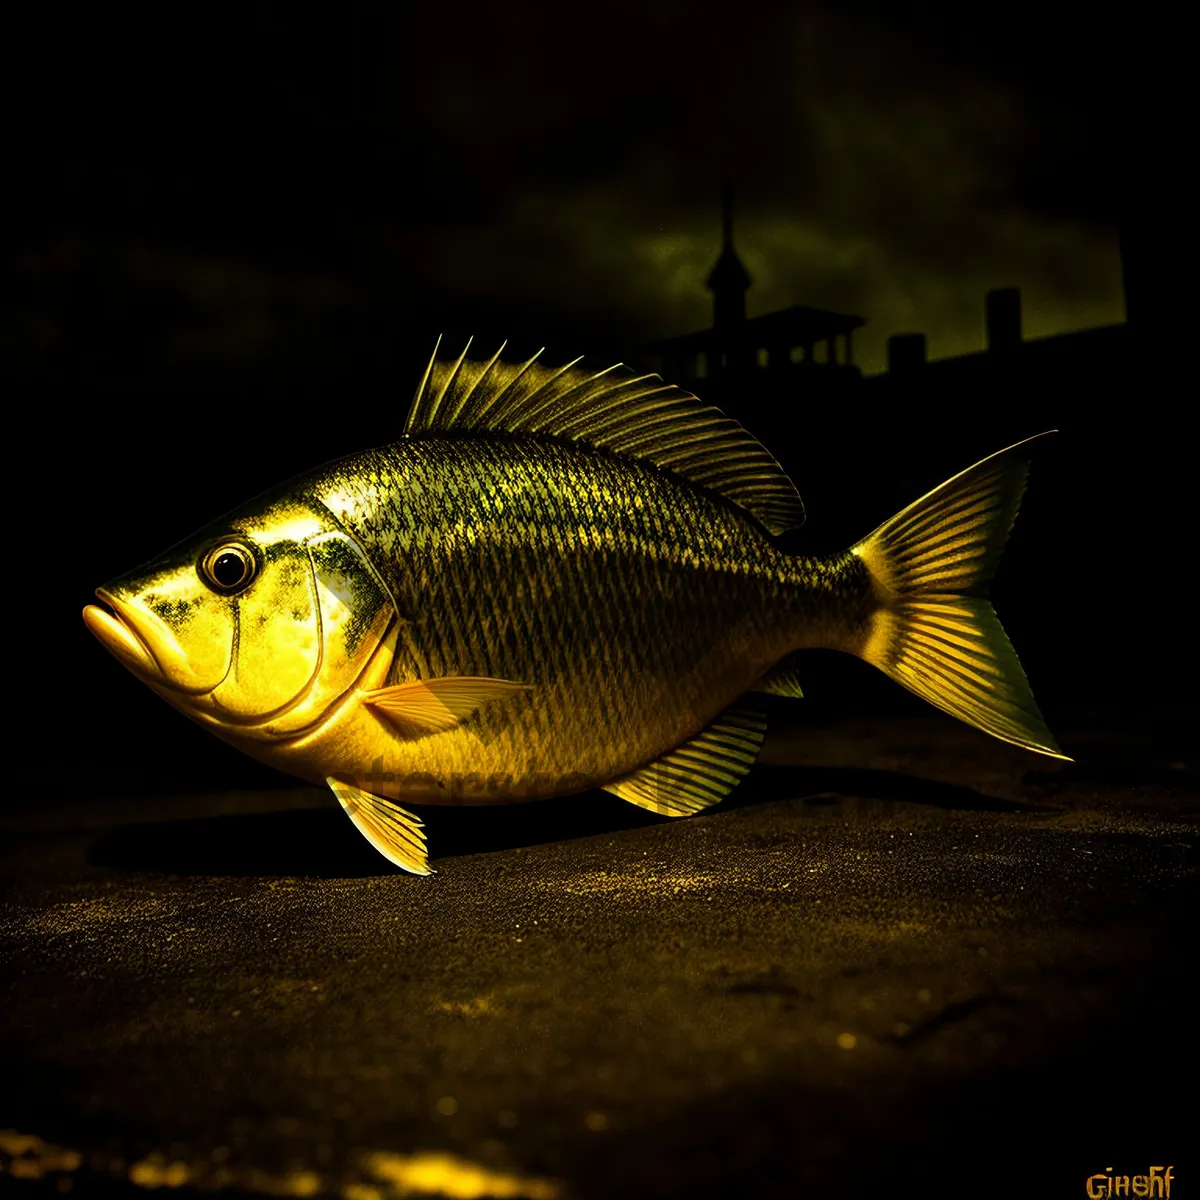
83,589,162,681
88,588,227,695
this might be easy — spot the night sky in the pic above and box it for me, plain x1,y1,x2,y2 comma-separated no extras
10,0,1129,376
6,0,1158,795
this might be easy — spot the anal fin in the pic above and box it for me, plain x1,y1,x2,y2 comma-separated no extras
327,776,434,875
602,702,768,817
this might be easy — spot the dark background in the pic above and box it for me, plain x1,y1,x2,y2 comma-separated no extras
3,9,1195,1198
4,0,1177,797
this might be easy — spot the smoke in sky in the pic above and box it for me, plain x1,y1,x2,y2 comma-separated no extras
10,0,1125,376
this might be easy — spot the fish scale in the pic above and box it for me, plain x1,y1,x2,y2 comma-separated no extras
313,435,792,791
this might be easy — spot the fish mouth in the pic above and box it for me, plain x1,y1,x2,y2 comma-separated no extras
83,589,216,694
83,590,162,679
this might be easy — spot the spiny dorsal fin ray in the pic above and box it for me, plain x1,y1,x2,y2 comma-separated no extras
404,339,806,536
602,701,769,816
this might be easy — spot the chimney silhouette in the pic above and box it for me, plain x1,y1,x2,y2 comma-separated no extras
706,179,752,331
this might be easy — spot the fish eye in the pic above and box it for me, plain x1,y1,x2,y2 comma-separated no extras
200,541,258,594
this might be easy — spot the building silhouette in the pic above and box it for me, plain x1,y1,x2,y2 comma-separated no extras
632,188,1155,713
636,183,865,426
870,286,1128,409
635,184,1131,482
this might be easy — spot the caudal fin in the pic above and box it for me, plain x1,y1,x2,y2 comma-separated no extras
851,433,1069,761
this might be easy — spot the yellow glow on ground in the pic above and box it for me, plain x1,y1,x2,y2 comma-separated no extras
0,1130,82,1179
129,1158,192,1188
127,1152,323,1195
546,867,723,897
362,1150,561,1199
5,1130,557,1199
432,995,496,1017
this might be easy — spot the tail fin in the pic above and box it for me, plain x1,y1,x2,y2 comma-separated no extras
852,433,1069,760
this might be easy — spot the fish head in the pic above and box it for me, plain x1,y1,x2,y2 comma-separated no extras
83,492,395,742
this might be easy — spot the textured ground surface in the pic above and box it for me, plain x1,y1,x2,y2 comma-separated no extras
2,711,1197,1198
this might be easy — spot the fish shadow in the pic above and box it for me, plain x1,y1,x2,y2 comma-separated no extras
85,795,659,879
84,763,1033,878
732,764,1039,814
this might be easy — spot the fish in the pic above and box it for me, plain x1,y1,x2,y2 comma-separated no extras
83,338,1069,875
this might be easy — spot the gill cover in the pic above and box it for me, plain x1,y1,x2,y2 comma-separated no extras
208,527,394,732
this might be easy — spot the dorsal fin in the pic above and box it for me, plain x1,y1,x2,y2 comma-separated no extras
403,336,806,536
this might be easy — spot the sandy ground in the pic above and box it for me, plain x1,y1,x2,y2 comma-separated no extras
1,711,1197,1198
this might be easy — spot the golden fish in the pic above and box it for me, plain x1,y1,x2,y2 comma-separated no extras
84,339,1068,875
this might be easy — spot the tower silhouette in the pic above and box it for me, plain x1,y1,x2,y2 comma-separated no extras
640,181,864,400
706,179,752,331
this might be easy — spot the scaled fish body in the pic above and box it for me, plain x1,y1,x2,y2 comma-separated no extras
84,341,1067,874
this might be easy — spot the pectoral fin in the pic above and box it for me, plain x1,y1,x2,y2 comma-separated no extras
751,655,805,699
602,702,768,816
363,677,531,738
327,776,433,875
